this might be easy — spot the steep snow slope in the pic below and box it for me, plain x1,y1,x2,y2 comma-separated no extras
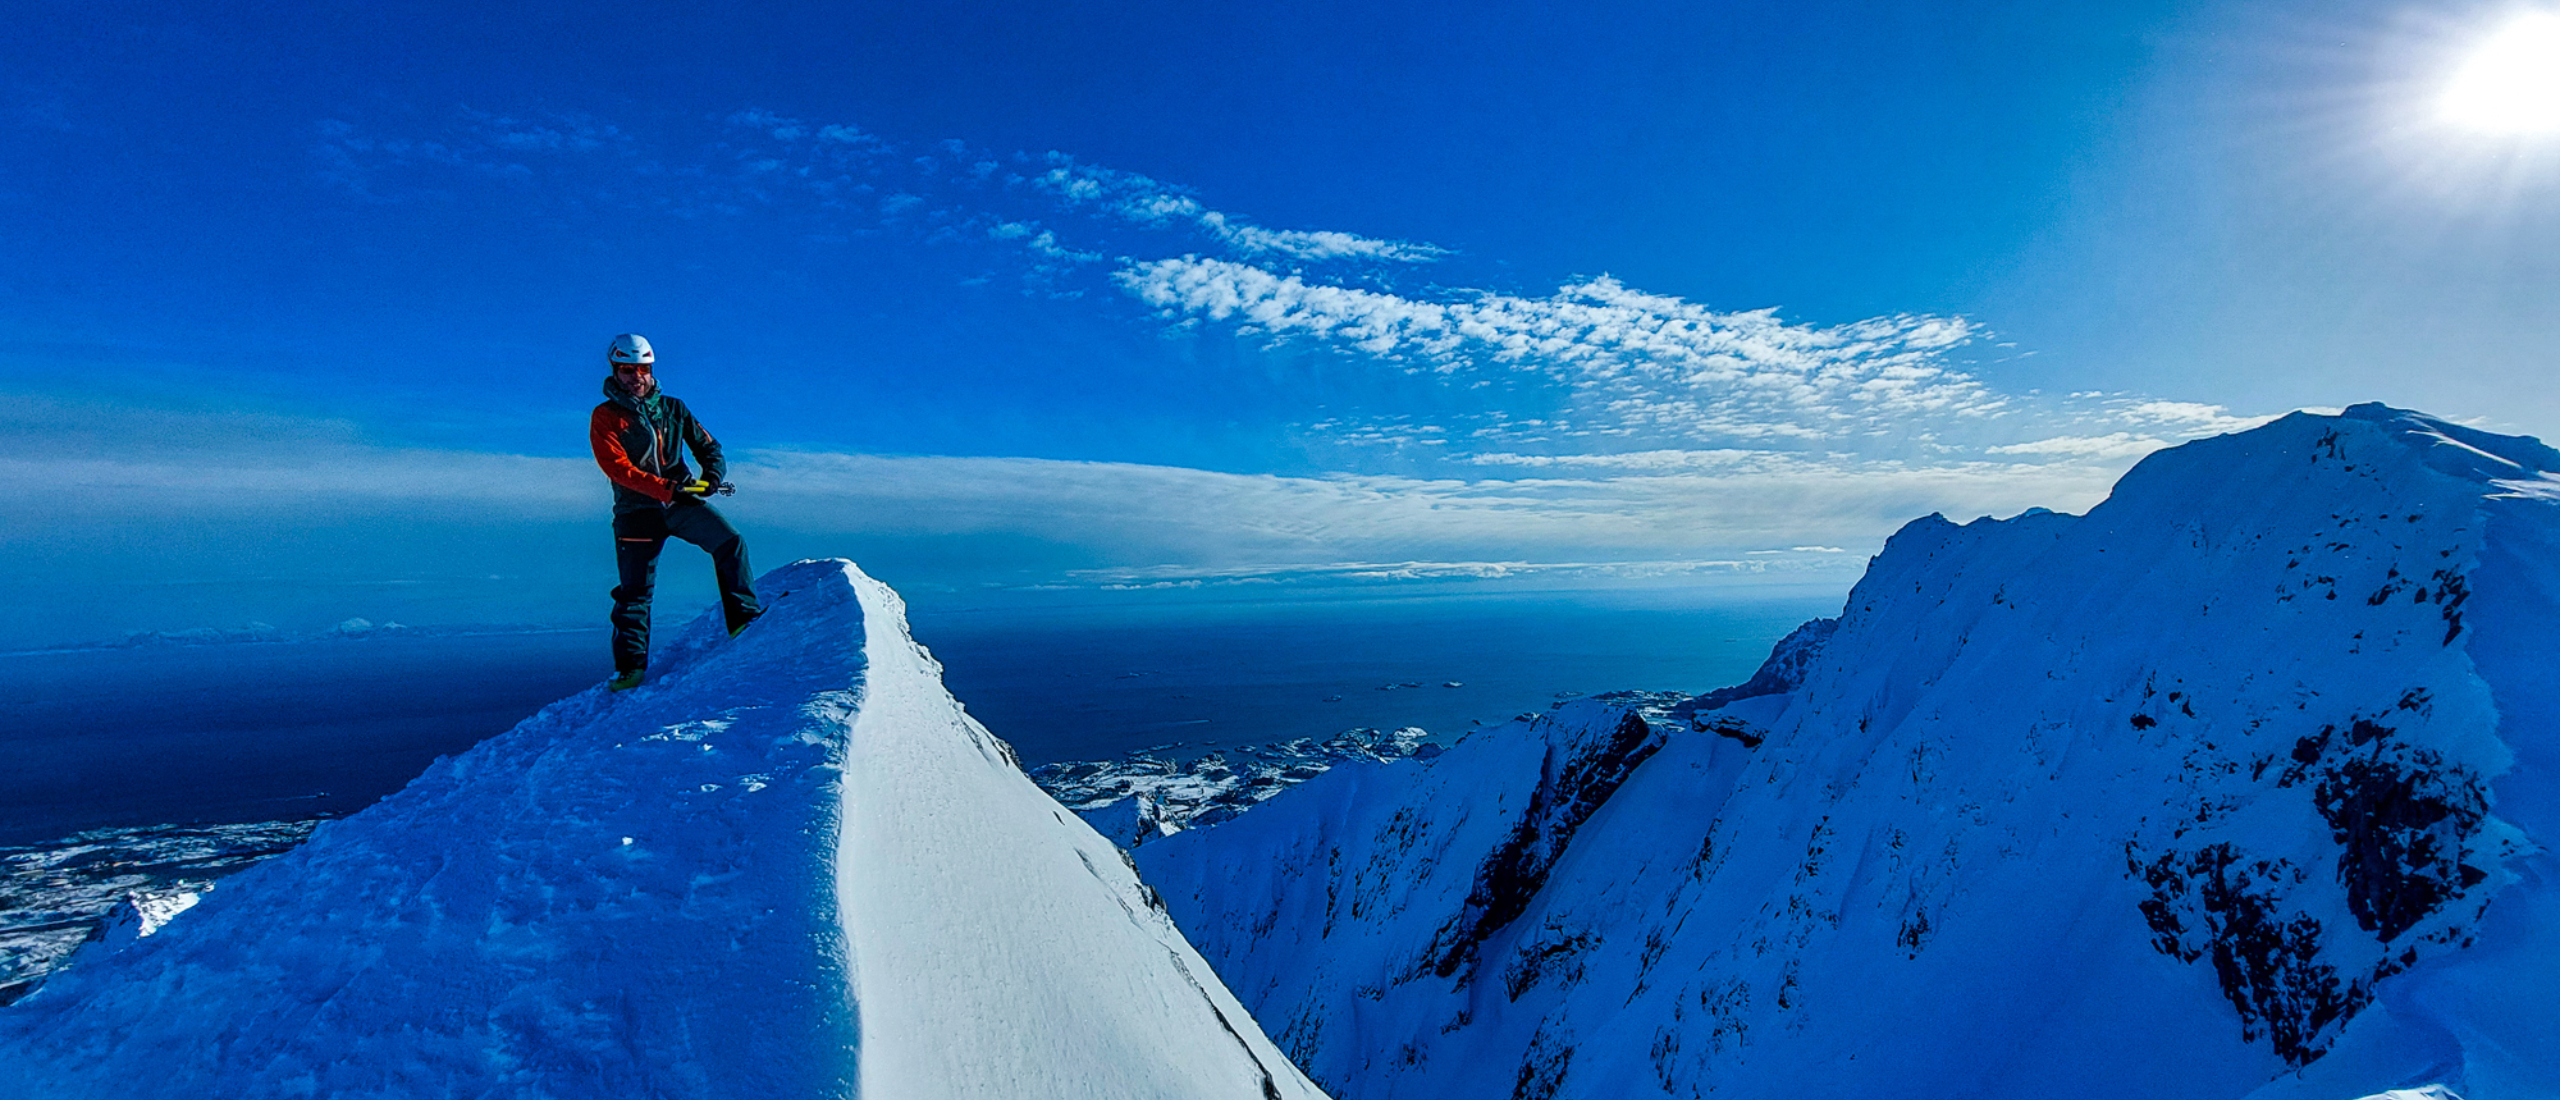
1138,405,2560,1100
0,559,1324,1100
836,570,1326,1100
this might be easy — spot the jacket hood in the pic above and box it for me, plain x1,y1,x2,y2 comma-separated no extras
602,375,660,409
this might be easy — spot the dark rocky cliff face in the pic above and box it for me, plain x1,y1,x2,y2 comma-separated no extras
1672,617,1838,717
1422,709,1668,983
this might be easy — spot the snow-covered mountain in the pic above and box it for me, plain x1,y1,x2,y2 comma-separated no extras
1135,405,2560,1100
0,559,1327,1100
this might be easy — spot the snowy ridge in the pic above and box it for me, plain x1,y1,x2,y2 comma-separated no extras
833,570,1326,1100
0,559,1325,1100
1137,405,2560,1100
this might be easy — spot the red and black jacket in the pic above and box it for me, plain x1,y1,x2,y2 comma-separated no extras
591,379,727,514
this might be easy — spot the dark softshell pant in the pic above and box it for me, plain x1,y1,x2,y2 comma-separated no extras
610,501,761,672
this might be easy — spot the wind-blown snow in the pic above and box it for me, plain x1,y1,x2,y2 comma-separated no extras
0,559,1324,1100
1138,404,2560,1100
834,573,1325,1100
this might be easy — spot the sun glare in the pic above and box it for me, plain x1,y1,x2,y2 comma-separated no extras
2440,12,2560,133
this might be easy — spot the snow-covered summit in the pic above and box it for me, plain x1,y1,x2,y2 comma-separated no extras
0,559,1326,1100
1138,404,2560,1099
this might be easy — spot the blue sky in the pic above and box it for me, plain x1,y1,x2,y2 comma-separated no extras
8,0,2560,645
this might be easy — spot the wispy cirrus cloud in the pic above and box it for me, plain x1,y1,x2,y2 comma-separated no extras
311,107,1438,273
1029,154,1446,263
311,110,652,201
306,103,2299,464
280,105,2324,597
1118,257,1996,445
1463,449,1774,471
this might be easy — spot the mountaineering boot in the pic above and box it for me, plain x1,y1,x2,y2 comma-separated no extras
609,668,644,692
729,612,760,639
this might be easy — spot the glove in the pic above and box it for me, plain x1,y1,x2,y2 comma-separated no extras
672,478,714,499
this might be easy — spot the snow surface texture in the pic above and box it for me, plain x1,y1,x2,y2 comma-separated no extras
834,568,1326,1100
0,559,1326,1100
1138,405,2559,1100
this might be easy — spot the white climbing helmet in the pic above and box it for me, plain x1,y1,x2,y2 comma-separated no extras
607,333,655,366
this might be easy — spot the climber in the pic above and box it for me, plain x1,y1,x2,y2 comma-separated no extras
588,333,761,690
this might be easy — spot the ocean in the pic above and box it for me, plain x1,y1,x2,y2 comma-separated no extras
915,589,1839,763
0,587,1840,847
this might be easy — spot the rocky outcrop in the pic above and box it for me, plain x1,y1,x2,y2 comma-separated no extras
1421,709,1665,982
1671,616,1837,717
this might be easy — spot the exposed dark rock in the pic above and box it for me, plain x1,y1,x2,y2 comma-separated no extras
2136,704,2498,1068
2135,844,2359,1066
1510,1028,1574,1100
2313,753,2488,942
1501,927,1600,1001
1673,617,1839,719
1896,908,1932,958
1693,714,1766,747
2432,568,2470,644
1424,710,1666,982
